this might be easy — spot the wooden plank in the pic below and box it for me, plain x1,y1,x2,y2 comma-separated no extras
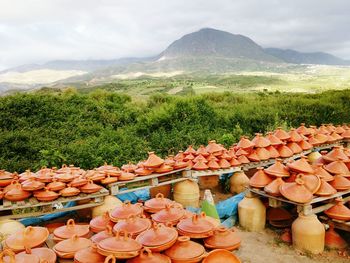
191,167,241,178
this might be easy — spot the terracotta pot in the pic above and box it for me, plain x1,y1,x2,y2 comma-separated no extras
220,151,232,160
279,176,313,203
204,227,241,250
71,176,88,187
324,198,350,221
34,188,60,202
298,174,321,194
109,201,143,222
325,224,348,249
4,182,31,201
315,179,337,196
249,167,273,188
207,157,220,170
21,178,45,191
196,145,209,157
164,236,206,263
46,178,66,191
237,155,250,164
74,244,106,263
266,132,283,146
155,164,173,174
113,215,151,238
91,225,114,244
183,153,195,162
90,212,115,233
97,231,142,258
296,123,311,135
256,147,271,161
218,158,231,169
177,212,215,239
119,171,136,181
185,145,197,155
101,175,118,185
288,129,303,142
143,152,164,168
314,133,329,144
230,158,241,167
287,156,314,174
54,235,92,258
274,127,290,141
265,159,290,177
164,155,176,167
277,144,294,158
53,219,90,240
313,164,334,182
236,137,255,149
3,180,20,194
86,170,106,182
0,170,15,187
264,178,284,196
324,161,349,175
5,226,49,252
203,249,241,263
151,204,185,225
134,167,153,176
54,173,74,183
247,150,260,162
206,140,223,155
329,174,350,190
308,136,321,146
287,142,303,154
173,160,189,170
135,223,178,252
60,185,80,197
323,146,349,163
80,180,103,194
1,248,40,263
144,193,174,213
18,247,56,263
126,248,171,263
252,133,271,148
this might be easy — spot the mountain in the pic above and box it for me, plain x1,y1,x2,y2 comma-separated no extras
158,28,281,62
264,48,349,65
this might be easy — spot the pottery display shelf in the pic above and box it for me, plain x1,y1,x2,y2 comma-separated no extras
248,187,350,216
0,188,109,220
313,141,343,151
319,215,350,232
107,168,190,195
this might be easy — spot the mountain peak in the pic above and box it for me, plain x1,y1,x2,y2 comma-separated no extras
159,28,280,62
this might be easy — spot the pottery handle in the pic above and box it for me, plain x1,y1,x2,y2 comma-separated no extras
105,225,113,234
140,248,152,258
200,211,206,218
155,193,164,199
104,255,116,263
0,249,16,263
123,200,131,207
192,214,199,223
67,219,75,227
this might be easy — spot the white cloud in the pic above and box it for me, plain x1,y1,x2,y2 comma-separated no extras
0,0,349,70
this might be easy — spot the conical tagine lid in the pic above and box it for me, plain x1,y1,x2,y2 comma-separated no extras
192,159,209,171
247,150,260,162
206,140,222,154
287,156,314,174
341,128,350,139
266,145,280,158
264,178,284,196
329,174,350,190
324,198,350,221
335,125,345,134
219,158,231,169
256,147,271,160
298,174,321,194
287,142,303,154
237,155,250,164
315,179,337,196
249,167,273,188
185,145,197,155
277,144,294,158
288,128,303,142
313,164,334,182
252,133,271,148
143,152,164,168
279,175,313,203
266,132,283,146
274,127,290,140
324,161,349,175
237,136,255,149
265,159,290,177
323,146,349,163
296,123,311,135
298,140,313,151
196,145,209,157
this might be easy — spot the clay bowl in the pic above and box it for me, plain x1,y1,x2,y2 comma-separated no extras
203,249,241,263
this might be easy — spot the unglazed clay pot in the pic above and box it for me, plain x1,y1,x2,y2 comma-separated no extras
126,248,171,263
143,152,164,168
53,235,92,259
204,227,241,250
109,201,143,222
90,212,115,233
249,167,273,188
279,176,313,204
144,193,175,213
324,198,350,221
265,159,289,178
177,212,215,239
203,249,241,263
151,204,185,225
53,219,90,241
74,244,106,263
113,215,152,238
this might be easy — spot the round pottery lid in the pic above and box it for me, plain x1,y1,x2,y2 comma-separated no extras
126,248,171,263
277,144,294,158
329,174,350,190
60,185,80,196
164,236,205,260
18,247,56,263
155,164,173,174
264,178,284,196
143,152,164,168
325,224,348,249
90,212,114,231
151,205,185,223
109,201,143,221
47,179,66,190
287,157,314,174
1,248,40,263
204,227,241,249
236,137,255,149
323,146,350,163
91,226,114,243
206,140,223,154
256,147,271,160
97,162,115,171
298,140,313,151
265,159,290,177
144,193,174,211
266,132,283,146
34,188,59,199
279,176,313,203
324,161,349,175
113,216,151,235
5,226,49,251
315,179,337,196
121,162,138,172
80,180,103,192
203,249,241,263
298,174,321,194
287,142,303,154
274,127,290,140
54,235,92,253
296,123,311,135
252,133,271,148
98,231,142,252
4,184,31,200
53,219,90,239
135,223,178,247
21,178,45,190
325,198,350,221
74,245,106,263
249,167,273,188
177,212,214,234
314,133,329,144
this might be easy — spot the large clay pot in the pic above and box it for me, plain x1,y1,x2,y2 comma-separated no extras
173,180,200,208
292,214,325,254
0,219,25,243
229,171,249,194
238,192,266,232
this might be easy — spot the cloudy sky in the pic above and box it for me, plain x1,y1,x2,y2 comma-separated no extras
1,0,349,70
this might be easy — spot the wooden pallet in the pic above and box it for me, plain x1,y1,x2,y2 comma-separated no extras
249,188,350,216
0,188,109,220
191,167,241,178
319,215,350,232
108,168,190,195
314,142,342,151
